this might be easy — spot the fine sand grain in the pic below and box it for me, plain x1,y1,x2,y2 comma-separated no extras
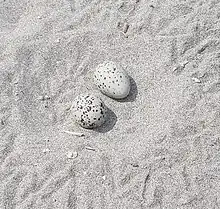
1,0,220,208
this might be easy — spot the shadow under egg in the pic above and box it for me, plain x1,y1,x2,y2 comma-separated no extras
94,107,117,133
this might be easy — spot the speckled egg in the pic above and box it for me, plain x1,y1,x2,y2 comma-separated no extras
71,94,107,129
93,61,131,99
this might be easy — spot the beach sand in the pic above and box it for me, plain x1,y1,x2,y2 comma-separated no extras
0,0,220,208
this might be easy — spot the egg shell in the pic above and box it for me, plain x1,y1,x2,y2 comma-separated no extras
93,61,131,99
71,94,107,129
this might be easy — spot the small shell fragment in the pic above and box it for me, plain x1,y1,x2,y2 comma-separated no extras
43,148,50,153
192,77,201,83
67,151,78,159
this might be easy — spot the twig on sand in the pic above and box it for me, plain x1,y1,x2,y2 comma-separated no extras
173,61,189,74
85,146,96,151
62,130,85,137
120,31,128,38
66,103,74,111
142,167,152,200
123,23,129,34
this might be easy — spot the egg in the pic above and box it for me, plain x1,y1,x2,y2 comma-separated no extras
71,94,107,129
93,61,131,99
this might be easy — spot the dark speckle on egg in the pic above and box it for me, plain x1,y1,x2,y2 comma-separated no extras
72,94,107,128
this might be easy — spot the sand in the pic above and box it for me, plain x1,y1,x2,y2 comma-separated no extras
0,0,220,208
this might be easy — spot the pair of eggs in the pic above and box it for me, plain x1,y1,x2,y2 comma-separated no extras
72,61,131,129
